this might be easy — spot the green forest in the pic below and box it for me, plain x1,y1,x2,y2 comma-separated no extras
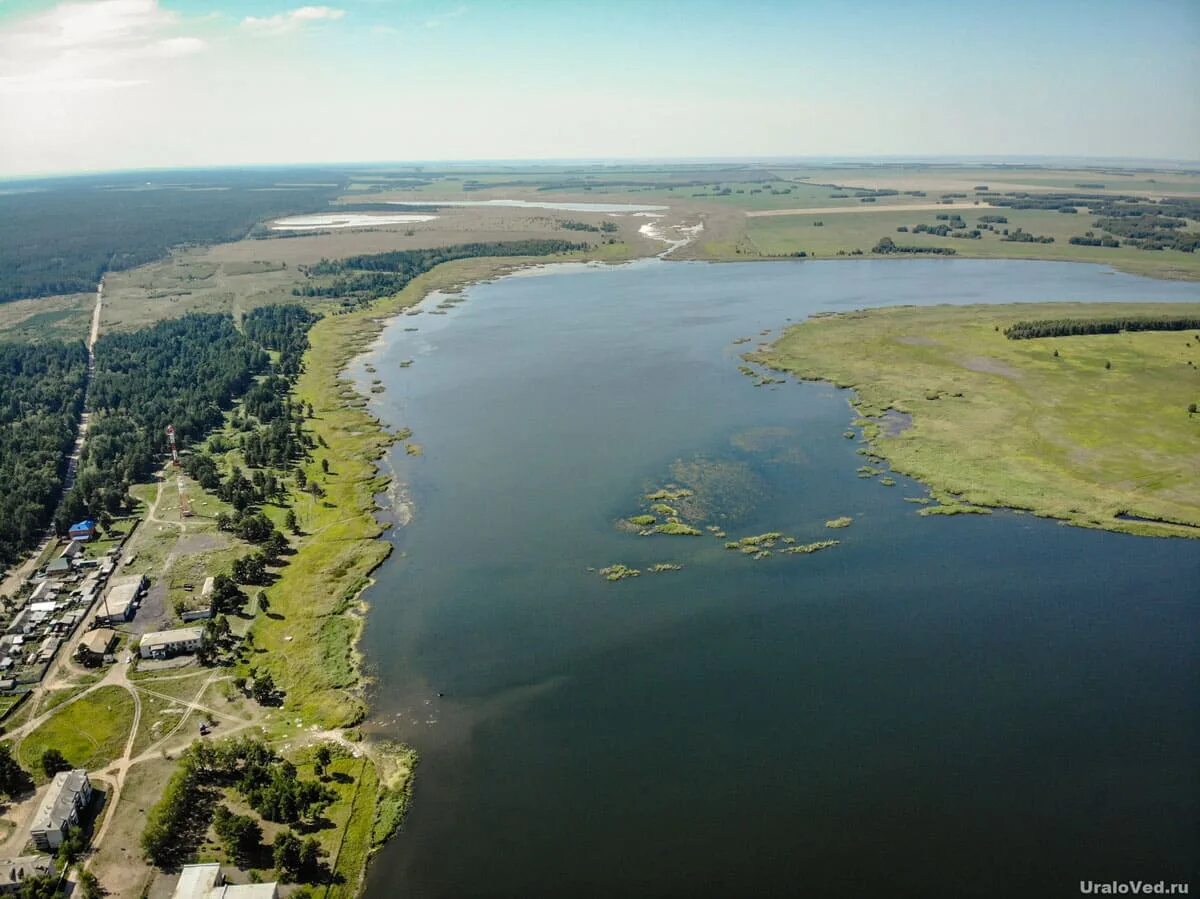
0,342,89,567
1004,316,1200,340
295,239,587,303
56,314,269,531
0,171,345,302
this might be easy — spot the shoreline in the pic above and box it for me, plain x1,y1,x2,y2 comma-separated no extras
269,252,601,895
51,255,1188,896
754,301,1200,540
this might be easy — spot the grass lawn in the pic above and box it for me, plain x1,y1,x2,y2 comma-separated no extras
760,302,1200,536
18,685,135,776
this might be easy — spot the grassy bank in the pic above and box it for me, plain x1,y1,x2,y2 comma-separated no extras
247,253,577,895
758,302,1200,537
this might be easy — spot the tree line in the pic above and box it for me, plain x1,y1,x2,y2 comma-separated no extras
0,341,89,567
1004,316,1200,340
872,237,957,256
293,239,587,304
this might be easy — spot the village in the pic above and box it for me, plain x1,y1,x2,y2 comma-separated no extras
0,463,298,898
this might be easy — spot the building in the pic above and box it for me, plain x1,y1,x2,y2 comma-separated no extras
35,636,60,664
44,558,71,579
172,863,278,899
139,626,204,660
60,541,84,561
30,770,92,850
77,628,116,662
181,576,216,622
67,520,95,542
0,855,53,894
96,574,145,625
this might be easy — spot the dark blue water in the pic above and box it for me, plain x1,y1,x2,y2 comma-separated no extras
355,260,1200,898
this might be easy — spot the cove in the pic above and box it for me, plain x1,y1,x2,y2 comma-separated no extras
353,259,1200,899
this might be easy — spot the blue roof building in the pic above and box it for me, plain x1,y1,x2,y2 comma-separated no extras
68,520,96,541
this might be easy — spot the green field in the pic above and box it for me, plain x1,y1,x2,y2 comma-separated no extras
746,206,1200,278
18,686,135,776
759,302,1200,537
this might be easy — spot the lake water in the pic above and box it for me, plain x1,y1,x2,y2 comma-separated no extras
353,260,1200,899
269,213,437,230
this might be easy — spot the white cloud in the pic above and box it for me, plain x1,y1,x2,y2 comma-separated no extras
241,6,346,34
146,36,208,58
0,0,208,95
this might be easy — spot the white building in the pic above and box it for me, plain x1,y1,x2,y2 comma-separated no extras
30,770,92,850
139,626,204,660
172,863,277,899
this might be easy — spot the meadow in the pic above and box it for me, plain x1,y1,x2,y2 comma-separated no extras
759,301,1200,536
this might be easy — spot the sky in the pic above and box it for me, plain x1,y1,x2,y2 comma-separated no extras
0,0,1197,176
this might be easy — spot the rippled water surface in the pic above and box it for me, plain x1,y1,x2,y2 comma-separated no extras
353,260,1200,899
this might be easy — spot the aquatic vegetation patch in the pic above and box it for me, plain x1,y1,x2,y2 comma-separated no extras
654,521,703,536
825,516,853,528
648,563,683,573
725,532,784,551
782,540,840,555
904,496,933,504
645,486,693,502
598,564,640,581
628,514,657,527
650,503,677,517
405,443,424,456
669,455,767,523
879,477,897,486
919,503,992,516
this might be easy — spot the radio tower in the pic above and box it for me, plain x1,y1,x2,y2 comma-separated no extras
166,425,192,517
178,475,193,517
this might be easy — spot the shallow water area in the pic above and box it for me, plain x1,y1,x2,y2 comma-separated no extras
269,212,437,230
354,259,1200,899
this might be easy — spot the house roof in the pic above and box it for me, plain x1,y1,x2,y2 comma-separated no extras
80,628,116,655
171,863,278,899
30,770,89,834
0,855,53,886
69,520,95,531
141,627,204,649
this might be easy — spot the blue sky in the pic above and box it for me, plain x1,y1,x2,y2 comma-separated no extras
0,0,1197,175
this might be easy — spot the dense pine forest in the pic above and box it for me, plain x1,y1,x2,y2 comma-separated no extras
241,305,322,378
294,239,587,303
1005,316,1200,340
0,171,344,302
0,342,89,567
56,314,269,531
